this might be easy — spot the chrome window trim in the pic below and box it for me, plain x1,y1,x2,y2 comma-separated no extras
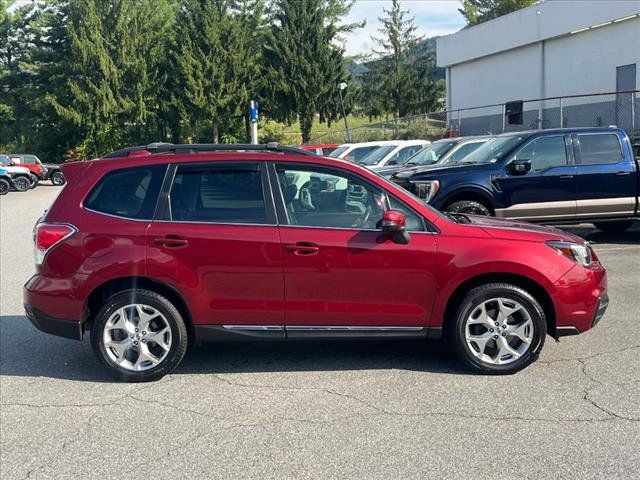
277,224,436,235
83,207,154,223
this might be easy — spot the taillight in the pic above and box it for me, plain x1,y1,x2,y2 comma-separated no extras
34,223,77,265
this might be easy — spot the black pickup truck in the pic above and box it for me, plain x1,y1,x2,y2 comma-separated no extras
391,127,639,233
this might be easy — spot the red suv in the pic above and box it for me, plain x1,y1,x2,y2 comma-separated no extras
24,143,608,381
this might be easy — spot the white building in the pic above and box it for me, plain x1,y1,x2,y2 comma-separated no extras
437,0,640,136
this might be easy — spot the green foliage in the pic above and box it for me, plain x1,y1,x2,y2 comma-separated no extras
360,0,442,121
264,0,359,143
459,0,536,26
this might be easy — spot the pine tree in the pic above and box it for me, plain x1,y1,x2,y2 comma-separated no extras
264,0,358,143
459,0,536,26
370,0,423,119
170,0,250,143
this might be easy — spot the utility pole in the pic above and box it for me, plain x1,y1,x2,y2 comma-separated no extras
249,100,259,144
338,82,351,143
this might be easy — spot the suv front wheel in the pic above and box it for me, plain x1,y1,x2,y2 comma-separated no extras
90,289,188,382
450,283,546,374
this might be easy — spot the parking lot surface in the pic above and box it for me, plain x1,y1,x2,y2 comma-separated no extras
1,186,639,479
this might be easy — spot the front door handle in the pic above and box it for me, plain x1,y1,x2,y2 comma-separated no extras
154,235,189,248
559,174,574,179
616,171,631,176
285,242,320,255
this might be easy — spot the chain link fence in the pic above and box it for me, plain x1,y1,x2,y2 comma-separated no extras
309,90,639,145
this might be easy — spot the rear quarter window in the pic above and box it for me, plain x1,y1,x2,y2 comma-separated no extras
84,165,166,220
577,134,624,165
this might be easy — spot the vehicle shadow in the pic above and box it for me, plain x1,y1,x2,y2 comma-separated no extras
558,223,640,246
0,315,466,383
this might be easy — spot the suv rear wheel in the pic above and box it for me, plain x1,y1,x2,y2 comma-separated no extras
0,177,9,195
90,289,188,382
51,171,66,186
450,283,546,374
12,175,30,192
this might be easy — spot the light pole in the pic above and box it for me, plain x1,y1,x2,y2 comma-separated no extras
338,82,351,143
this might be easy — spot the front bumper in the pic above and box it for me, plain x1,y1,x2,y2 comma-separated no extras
552,262,608,335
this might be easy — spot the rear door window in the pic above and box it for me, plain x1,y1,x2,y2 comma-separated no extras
514,136,568,171
85,165,166,219
577,134,624,165
169,163,268,224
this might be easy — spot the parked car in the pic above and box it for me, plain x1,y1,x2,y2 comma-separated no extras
24,142,607,381
6,154,44,182
329,141,398,163
0,168,13,195
376,136,492,178
0,155,37,191
358,140,430,170
391,127,639,233
300,144,339,156
7,153,66,185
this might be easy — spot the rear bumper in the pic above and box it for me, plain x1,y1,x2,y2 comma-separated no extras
552,262,608,335
24,304,83,340
23,275,85,340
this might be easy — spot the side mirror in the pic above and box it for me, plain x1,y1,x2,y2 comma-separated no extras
377,210,410,244
508,159,532,175
387,159,398,166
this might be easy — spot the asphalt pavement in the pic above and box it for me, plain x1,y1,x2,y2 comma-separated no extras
1,186,639,479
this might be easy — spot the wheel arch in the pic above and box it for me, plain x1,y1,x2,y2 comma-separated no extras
83,276,194,341
442,272,557,338
437,187,496,214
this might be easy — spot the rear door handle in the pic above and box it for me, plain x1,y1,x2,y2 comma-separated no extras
154,235,189,248
559,174,574,179
285,242,320,255
616,171,631,176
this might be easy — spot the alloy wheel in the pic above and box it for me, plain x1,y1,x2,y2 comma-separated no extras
102,304,172,372
464,297,534,365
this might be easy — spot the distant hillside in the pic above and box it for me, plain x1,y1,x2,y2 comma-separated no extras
347,36,444,82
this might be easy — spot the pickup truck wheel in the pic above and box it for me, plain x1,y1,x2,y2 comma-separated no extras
51,171,66,186
593,220,633,234
0,178,9,195
12,176,30,192
450,283,546,374
90,289,188,382
446,200,491,216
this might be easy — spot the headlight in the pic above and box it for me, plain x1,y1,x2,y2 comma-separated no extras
546,241,593,267
411,180,440,202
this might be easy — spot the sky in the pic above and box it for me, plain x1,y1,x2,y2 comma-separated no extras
343,0,466,57
11,0,467,57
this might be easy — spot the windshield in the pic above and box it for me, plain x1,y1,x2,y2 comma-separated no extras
403,142,457,166
460,135,526,164
328,146,348,158
358,145,396,166
0,155,11,166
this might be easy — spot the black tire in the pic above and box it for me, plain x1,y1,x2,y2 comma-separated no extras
29,174,38,189
593,220,633,234
51,171,66,186
446,200,491,216
90,289,188,382
12,175,30,192
450,283,546,375
0,178,9,195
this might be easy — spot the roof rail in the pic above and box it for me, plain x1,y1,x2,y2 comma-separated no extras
102,142,319,159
